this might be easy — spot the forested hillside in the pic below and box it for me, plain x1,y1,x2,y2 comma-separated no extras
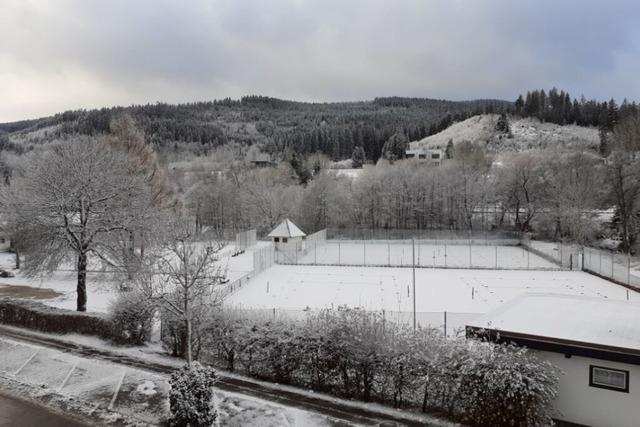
0,96,510,161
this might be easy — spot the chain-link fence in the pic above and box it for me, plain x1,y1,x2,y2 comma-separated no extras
520,237,582,270
224,306,481,337
235,229,257,250
275,237,563,270
583,246,639,290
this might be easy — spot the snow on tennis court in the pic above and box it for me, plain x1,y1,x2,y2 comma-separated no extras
226,265,640,331
288,241,561,270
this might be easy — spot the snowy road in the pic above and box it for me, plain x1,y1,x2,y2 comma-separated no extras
0,326,454,427
0,392,87,427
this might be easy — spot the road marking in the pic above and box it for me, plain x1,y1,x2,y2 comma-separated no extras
13,349,38,376
57,361,77,392
108,369,126,411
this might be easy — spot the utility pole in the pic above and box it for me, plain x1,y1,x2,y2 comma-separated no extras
412,238,416,330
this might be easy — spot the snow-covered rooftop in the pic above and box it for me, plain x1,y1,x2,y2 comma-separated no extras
467,293,640,351
268,219,306,238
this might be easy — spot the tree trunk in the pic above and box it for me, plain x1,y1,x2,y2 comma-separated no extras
77,251,88,312
185,318,193,365
14,247,20,269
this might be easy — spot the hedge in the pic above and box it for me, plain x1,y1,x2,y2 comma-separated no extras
0,298,139,345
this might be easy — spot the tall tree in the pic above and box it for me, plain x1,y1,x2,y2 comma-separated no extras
351,146,366,168
1,138,149,311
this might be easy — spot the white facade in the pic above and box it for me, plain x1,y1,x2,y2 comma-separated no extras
268,219,306,252
538,351,640,427
467,293,640,427
405,147,444,165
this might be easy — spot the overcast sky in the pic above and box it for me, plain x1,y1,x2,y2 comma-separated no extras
2,0,639,122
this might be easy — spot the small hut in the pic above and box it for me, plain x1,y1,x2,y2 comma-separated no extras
268,219,306,251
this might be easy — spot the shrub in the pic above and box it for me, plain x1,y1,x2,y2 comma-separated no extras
169,362,217,427
201,307,559,426
108,291,156,345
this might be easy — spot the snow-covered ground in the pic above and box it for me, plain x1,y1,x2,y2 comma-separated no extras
226,265,640,332
292,241,558,269
0,243,263,313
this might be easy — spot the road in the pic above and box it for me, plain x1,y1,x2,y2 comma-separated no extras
0,325,453,427
0,392,87,427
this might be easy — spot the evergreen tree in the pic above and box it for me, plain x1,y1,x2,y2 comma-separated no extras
445,139,454,159
381,132,408,162
351,146,366,168
514,95,524,115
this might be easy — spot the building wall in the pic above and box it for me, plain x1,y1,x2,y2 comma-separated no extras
0,236,10,252
538,350,640,427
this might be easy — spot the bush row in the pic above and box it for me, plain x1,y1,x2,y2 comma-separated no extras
196,307,559,427
0,297,150,345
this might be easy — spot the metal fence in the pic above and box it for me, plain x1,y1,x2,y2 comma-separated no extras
327,228,522,242
275,238,564,270
520,237,582,270
253,243,276,275
235,229,257,250
583,246,639,290
224,306,481,337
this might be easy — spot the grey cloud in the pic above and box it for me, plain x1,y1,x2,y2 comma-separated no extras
1,0,640,121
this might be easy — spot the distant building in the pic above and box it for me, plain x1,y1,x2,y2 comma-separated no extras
405,147,444,166
268,219,306,251
467,293,640,427
249,153,275,168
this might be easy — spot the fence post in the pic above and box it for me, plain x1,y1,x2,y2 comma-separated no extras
628,252,631,285
612,253,615,279
444,243,447,267
443,311,447,337
338,238,341,265
364,236,367,266
495,245,498,269
412,238,416,331
599,250,602,274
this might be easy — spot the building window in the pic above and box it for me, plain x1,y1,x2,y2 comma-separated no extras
406,153,415,158
431,153,440,159
274,237,280,242
282,238,288,243
418,154,426,159
589,365,629,392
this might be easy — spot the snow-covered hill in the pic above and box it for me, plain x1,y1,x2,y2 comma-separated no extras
410,114,599,153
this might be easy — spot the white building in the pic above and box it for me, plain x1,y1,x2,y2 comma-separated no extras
405,147,444,166
268,219,306,251
466,293,640,427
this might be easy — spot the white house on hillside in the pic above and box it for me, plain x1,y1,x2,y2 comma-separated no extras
405,147,444,166
268,219,306,251
467,293,640,427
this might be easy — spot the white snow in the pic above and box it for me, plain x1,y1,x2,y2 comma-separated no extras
467,293,640,350
0,243,261,313
226,264,640,331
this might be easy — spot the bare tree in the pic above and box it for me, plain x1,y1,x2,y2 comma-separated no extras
1,138,149,311
607,113,640,251
139,222,223,364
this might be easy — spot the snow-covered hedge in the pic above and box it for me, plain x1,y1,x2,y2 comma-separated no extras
0,298,144,345
202,307,559,426
169,362,217,426
108,291,156,345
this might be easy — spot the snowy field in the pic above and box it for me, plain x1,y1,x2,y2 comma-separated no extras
288,241,560,270
226,265,640,332
0,242,263,313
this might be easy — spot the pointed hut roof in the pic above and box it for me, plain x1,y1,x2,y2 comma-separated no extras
268,219,306,238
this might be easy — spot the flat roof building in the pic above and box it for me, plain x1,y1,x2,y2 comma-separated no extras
467,293,640,427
